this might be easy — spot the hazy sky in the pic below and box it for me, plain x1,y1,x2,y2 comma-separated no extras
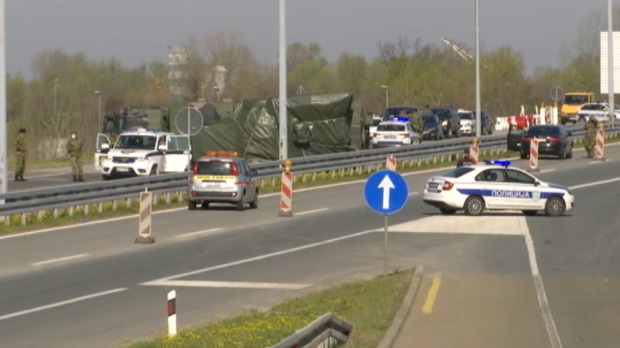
5,0,609,80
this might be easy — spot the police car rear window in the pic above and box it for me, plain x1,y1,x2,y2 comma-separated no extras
441,167,475,178
195,161,234,175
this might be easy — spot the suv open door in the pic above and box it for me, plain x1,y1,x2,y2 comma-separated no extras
163,134,191,172
95,133,111,171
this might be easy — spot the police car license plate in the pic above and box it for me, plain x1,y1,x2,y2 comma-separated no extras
385,135,396,139
117,168,129,172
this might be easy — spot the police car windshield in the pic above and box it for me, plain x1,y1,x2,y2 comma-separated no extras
115,135,157,150
441,166,475,178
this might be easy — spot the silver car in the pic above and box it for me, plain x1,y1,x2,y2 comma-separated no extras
188,152,259,211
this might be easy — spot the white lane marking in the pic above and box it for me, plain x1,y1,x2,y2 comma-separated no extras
408,191,420,197
539,169,556,173
569,177,620,190
176,228,224,239
32,254,89,266
295,208,329,216
142,228,377,285
388,214,526,235
522,220,563,348
145,280,311,290
0,288,128,322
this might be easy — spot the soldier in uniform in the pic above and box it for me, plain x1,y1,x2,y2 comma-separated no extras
14,128,27,181
66,131,85,181
583,115,598,158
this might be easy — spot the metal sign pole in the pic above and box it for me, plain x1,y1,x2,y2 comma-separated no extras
384,215,388,276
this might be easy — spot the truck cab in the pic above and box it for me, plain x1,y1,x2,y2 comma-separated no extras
560,92,595,124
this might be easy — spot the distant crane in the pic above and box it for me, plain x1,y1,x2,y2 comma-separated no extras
441,37,474,62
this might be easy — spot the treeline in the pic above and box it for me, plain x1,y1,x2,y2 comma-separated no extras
7,9,611,160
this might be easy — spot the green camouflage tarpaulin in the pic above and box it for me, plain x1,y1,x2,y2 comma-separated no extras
186,93,355,162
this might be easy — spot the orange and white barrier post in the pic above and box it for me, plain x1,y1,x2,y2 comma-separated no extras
469,137,480,164
167,290,177,337
595,123,606,161
529,138,540,172
279,160,293,217
386,155,397,171
135,188,155,244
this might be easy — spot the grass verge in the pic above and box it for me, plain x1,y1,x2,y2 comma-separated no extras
124,268,415,348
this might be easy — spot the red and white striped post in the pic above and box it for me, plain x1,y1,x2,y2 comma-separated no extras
279,159,293,217
469,137,480,164
386,155,397,171
595,123,606,161
135,188,155,244
167,290,177,337
528,138,540,172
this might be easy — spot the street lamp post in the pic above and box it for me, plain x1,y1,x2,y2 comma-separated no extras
94,90,102,130
380,85,389,111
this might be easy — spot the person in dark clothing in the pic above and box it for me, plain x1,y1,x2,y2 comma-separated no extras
456,148,474,167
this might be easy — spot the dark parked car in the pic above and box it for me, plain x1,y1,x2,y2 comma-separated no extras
421,114,445,141
519,125,573,160
431,107,461,138
472,110,494,135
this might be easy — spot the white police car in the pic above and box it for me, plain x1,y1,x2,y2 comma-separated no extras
370,117,421,148
423,160,575,216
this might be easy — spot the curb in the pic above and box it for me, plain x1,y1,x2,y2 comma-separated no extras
376,265,424,348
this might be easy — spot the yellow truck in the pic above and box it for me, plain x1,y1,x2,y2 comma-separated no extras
560,91,595,124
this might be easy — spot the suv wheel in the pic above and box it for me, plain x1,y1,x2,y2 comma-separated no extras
188,200,197,210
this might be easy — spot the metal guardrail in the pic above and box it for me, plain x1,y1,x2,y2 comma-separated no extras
1,122,619,217
268,313,353,348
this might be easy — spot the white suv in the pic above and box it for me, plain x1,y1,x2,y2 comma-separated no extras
96,128,191,179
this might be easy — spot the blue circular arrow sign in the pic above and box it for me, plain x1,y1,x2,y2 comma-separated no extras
364,170,409,215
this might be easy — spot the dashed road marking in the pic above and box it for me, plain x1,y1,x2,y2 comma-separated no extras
32,254,89,266
143,279,311,290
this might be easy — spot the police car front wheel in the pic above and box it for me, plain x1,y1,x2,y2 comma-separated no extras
464,196,485,216
545,196,565,217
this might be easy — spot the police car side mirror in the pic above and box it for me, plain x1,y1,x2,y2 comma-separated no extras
99,143,110,154
534,181,540,187
157,144,167,152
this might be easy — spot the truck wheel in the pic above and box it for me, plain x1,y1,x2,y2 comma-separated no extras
149,166,157,175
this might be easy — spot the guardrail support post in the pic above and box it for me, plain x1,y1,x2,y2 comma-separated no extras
279,160,294,217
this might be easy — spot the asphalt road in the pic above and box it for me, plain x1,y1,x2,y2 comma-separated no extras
0,144,618,347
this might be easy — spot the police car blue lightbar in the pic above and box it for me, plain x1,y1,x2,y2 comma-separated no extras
485,159,512,167
395,116,410,122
